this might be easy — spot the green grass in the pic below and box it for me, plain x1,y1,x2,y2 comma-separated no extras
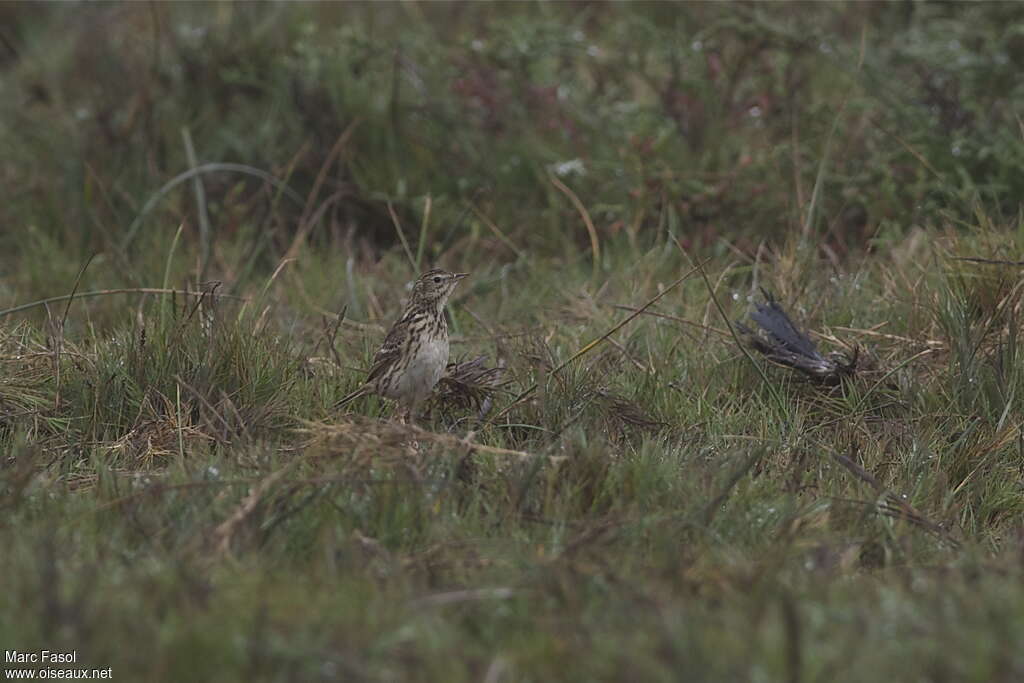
3,2,1024,681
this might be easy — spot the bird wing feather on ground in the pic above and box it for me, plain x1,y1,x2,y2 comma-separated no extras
737,291,856,383
748,299,824,360
434,355,509,417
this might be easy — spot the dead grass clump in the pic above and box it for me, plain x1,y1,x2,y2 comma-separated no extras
101,416,212,469
589,389,666,440
299,416,534,472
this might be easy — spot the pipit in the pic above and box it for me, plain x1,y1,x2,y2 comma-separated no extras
336,268,468,421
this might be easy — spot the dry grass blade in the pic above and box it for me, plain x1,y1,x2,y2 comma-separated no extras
591,389,665,433
408,587,519,609
285,118,362,260
953,256,1024,267
181,127,212,281
121,163,305,250
490,259,709,422
387,201,418,273
210,460,299,557
550,174,601,281
829,496,955,546
469,203,525,260
609,303,730,338
52,253,95,410
703,449,766,526
830,449,959,548
301,417,544,463
0,288,246,319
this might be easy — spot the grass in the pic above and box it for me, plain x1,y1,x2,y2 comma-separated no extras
2,2,1024,681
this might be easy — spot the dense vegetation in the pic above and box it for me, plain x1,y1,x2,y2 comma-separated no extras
2,3,1024,680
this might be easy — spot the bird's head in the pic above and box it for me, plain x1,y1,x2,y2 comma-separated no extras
411,268,469,308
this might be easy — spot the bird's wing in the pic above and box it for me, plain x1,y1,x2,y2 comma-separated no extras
365,313,410,384
748,299,823,359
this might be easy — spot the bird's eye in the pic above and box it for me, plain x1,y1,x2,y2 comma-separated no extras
433,276,442,283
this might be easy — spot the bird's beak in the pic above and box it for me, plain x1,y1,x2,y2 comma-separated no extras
453,272,470,280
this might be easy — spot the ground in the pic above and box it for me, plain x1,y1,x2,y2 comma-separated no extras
2,3,1024,681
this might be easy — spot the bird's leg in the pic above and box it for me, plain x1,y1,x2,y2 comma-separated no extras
396,402,421,454
402,398,424,426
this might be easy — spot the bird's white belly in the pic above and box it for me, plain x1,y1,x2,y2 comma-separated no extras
392,336,448,404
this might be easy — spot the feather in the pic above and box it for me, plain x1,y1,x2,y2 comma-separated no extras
737,289,857,384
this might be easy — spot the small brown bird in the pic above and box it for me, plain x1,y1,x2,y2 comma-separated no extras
337,268,469,421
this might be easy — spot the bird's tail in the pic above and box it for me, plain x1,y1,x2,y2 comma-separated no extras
335,387,368,410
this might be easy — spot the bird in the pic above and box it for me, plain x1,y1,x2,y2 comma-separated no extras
336,268,469,421
736,289,857,384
